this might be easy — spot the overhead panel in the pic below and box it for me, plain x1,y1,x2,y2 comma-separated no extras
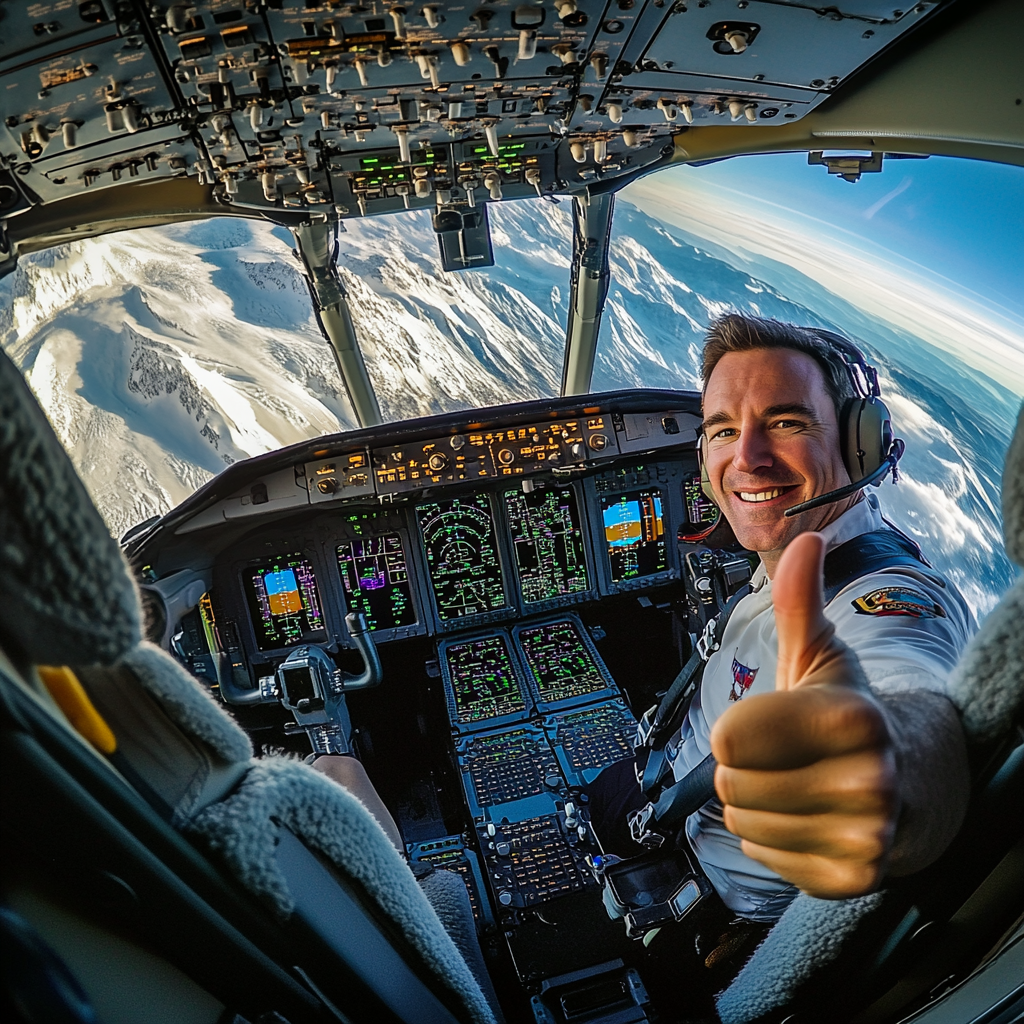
0,0,946,230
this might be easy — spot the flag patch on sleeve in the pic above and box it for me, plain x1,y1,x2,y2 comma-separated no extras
852,586,946,618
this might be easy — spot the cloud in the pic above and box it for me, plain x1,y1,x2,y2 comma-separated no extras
864,176,913,220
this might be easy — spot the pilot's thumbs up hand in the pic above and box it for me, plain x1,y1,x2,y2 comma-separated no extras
710,532,898,899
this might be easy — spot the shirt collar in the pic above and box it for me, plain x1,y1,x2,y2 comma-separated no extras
750,493,885,591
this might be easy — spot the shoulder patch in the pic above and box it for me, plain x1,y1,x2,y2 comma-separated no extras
852,586,946,619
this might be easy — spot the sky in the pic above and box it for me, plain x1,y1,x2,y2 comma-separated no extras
625,153,1024,394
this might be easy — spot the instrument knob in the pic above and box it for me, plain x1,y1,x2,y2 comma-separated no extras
427,452,449,471
498,890,513,906
450,435,466,450
588,433,608,451
497,448,514,466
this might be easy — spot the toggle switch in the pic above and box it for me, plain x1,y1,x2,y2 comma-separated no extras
390,6,407,39
724,29,749,53
484,122,500,157
606,100,623,123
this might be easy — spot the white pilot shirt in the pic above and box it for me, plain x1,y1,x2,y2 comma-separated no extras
668,494,974,922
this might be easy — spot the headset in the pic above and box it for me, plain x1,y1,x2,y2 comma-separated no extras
698,331,906,518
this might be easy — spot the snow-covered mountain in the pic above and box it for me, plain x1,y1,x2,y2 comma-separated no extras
0,196,1018,616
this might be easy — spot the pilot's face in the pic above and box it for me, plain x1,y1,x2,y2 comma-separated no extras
702,347,855,573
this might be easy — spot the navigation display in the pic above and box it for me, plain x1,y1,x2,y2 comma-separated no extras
418,496,507,621
336,532,416,632
601,489,667,582
505,486,589,604
517,620,608,705
445,635,527,724
244,555,326,651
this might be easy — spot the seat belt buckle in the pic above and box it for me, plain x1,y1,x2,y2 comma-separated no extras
634,705,657,753
628,803,665,849
696,618,720,662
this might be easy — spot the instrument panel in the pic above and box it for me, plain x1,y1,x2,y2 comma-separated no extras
196,452,710,687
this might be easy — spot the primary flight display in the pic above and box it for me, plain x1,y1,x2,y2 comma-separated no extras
601,488,667,582
244,554,326,651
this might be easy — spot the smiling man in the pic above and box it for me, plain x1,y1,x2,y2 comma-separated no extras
588,314,975,937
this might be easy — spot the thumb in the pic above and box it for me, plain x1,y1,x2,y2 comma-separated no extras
772,532,835,691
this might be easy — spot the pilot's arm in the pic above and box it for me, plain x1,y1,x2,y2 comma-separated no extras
711,533,971,899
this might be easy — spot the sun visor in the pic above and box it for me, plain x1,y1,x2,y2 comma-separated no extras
0,349,141,667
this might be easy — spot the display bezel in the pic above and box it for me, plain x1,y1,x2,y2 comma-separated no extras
238,549,331,655
500,480,599,614
583,461,690,596
416,492,516,632
438,629,533,734
325,506,428,643
512,613,619,714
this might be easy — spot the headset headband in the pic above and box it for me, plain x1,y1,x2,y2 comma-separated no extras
808,329,881,401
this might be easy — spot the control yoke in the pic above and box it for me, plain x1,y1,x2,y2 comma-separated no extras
275,612,382,755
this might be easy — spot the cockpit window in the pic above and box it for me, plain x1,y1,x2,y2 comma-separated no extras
594,154,1024,616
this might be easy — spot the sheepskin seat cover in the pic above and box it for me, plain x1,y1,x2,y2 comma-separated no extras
188,757,496,1024
0,347,493,1023
716,404,1024,1024
0,348,141,666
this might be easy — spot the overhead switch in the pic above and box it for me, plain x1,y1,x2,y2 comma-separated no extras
451,41,471,66
390,6,407,39
724,30,749,53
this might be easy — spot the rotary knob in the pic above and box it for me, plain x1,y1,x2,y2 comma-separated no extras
588,433,609,451
450,435,466,450
498,890,513,906
497,448,515,466
427,452,449,471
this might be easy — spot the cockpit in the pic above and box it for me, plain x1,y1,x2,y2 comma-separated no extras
124,390,752,1010
1,1,1022,1022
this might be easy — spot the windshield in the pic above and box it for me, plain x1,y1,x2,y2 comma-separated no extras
1,153,1021,620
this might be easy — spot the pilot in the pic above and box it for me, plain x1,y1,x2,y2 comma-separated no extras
588,314,974,945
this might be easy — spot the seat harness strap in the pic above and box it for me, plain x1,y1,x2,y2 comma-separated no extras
629,528,929,847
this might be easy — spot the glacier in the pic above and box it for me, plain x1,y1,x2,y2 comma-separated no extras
0,194,1018,617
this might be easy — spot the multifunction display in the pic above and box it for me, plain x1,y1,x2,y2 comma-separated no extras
601,488,667,582
518,620,608,705
418,496,507,621
244,554,326,651
505,486,589,605
336,530,416,632
445,636,527,725
680,475,721,542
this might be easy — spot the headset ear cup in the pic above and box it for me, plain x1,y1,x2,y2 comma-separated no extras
841,396,891,483
699,435,716,502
